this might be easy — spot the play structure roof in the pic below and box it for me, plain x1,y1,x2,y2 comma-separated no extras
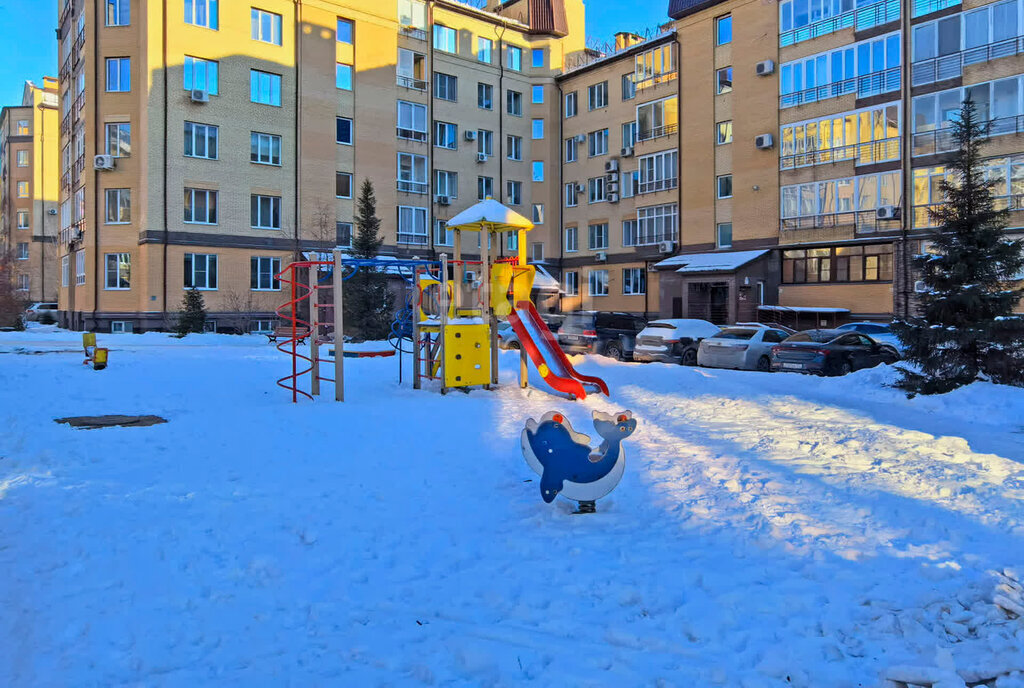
446,199,534,233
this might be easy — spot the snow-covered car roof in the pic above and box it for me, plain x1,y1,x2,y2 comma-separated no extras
639,319,721,339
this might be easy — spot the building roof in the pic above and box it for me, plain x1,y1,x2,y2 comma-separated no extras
654,249,770,273
668,0,730,20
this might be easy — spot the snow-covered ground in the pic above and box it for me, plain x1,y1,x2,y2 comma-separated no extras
2,325,1023,687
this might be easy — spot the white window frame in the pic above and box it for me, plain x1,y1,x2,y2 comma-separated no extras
565,91,578,117
532,161,544,182
622,267,646,295
336,172,353,199
564,270,579,295
336,116,353,145
638,150,678,194
336,222,353,248
17,210,29,229
105,188,131,224
61,254,70,287
398,205,429,244
532,203,544,224
250,131,282,165
105,57,130,92
435,121,458,150
434,219,454,246
184,56,219,95
434,169,458,199
397,152,428,193
588,269,609,296
588,222,609,250
588,81,608,110
397,100,428,141
184,121,218,159
477,82,493,110
588,129,609,157
16,150,28,167
565,137,578,163
565,226,579,252
76,249,86,285
506,180,522,206
477,37,493,63
185,0,219,29
249,69,282,106
251,194,282,229
16,243,29,260
532,118,545,140
433,24,456,53
588,176,607,204
717,174,733,199
106,0,130,26
251,256,282,291
104,252,131,290
507,45,523,71
105,122,131,158
716,222,733,249
565,183,579,208
184,253,218,290
636,203,679,245
184,188,218,225
506,134,522,161
507,90,523,116
251,8,282,45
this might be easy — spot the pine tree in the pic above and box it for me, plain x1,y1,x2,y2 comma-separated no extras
176,287,207,336
343,179,395,340
893,99,1024,394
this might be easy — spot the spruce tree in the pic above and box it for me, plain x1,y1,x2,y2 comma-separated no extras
343,179,395,340
893,99,1024,394
176,287,207,336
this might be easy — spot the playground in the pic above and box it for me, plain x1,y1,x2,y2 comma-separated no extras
2,324,1024,686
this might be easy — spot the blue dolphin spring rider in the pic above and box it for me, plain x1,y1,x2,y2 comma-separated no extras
521,410,637,513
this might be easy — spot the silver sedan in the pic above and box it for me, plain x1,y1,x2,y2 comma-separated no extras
697,327,790,372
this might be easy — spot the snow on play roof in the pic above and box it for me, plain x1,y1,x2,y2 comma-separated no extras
654,249,769,273
532,264,560,292
758,305,850,313
446,199,534,233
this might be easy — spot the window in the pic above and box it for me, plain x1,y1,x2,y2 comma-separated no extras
565,183,578,208
104,253,130,289
636,203,678,244
622,268,646,295
565,91,578,117
397,49,426,89
434,72,457,101
532,119,544,139
398,206,428,244
588,81,608,110
507,46,523,71
477,130,493,156
397,152,428,193
398,0,426,29
106,57,130,92
249,320,274,334
433,24,456,53
434,219,453,246
565,226,579,252
588,223,609,250
185,0,218,29
532,203,544,224
588,177,607,203
105,188,131,224
716,14,732,45
564,271,579,295
634,43,677,88
336,117,353,144
251,256,281,290
717,121,733,144
337,18,353,44
780,32,901,107
16,181,28,198
623,121,637,148
184,253,218,289
531,48,545,69
184,188,218,224
434,169,458,198
912,77,1023,155
16,243,29,260
588,270,609,296
16,150,28,166
251,195,281,229
781,171,901,227
76,249,86,285
717,67,733,94
478,176,494,200
717,174,733,198
251,8,282,44
184,56,219,95
716,222,733,248
105,123,131,157
184,122,218,159
106,0,129,25
506,135,522,160
636,96,678,141
507,90,523,116
17,274,29,291
435,121,458,150
17,211,29,229
15,120,28,135
622,219,638,246
531,242,544,261
782,244,893,283
532,85,544,104
780,0,891,46
506,180,522,205
250,132,282,165
397,101,427,141
331,63,352,92
622,74,636,101
781,104,900,168
250,70,281,105
336,222,353,248
478,37,492,63
61,255,69,287
478,83,493,109
565,137,579,163
336,172,352,198
638,150,678,193
532,161,544,182
588,129,609,156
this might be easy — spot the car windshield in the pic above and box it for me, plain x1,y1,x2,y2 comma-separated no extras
647,322,676,329
713,329,756,340
785,331,836,343
561,314,594,329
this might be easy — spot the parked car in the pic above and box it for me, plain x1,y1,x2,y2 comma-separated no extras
735,321,796,335
497,321,521,350
770,329,900,376
633,319,721,366
23,302,58,322
698,327,790,372
557,311,647,361
835,321,903,356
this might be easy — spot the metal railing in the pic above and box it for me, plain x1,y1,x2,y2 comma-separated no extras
781,66,900,108
780,209,901,233
912,37,1024,86
913,0,960,18
912,115,1024,156
397,180,429,194
396,233,429,245
633,71,678,91
636,122,679,142
779,0,899,48
399,26,427,41
780,137,900,169
914,194,1024,227
637,177,678,194
397,75,427,90
396,128,428,142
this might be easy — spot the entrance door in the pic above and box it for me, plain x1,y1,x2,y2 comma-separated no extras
687,282,730,324
671,297,682,318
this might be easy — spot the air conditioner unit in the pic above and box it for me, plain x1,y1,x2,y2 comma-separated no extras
608,192,620,203
604,159,619,173
607,182,619,193
47,208,57,215
464,130,477,141
876,205,900,220
190,88,209,103
755,133,774,150
620,146,634,158
476,152,488,163
755,60,775,76
574,134,586,143
658,240,675,253
596,251,608,262
914,280,929,293
435,195,451,205
605,173,618,184
575,183,585,193
93,154,115,170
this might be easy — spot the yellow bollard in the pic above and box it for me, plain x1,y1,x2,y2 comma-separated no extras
93,347,109,371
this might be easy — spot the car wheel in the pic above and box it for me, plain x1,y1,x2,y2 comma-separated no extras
604,342,623,361
836,359,853,376
880,346,899,363
756,355,772,372
680,348,698,366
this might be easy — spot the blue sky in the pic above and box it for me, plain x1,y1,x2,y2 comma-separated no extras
0,0,670,106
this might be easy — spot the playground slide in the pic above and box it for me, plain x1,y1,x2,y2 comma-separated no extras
507,301,610,400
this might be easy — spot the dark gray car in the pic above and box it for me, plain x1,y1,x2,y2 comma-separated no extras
557,311,647,361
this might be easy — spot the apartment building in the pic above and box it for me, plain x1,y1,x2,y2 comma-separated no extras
0,78,60,304
55,0,584,332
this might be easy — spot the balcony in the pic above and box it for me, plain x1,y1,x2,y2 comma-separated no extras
73,93,84,122
912,115,1024,156
399,25,427,41
781,209,902,232
397,75,427,91
912,37,1024,87
780,66,900,108
637,177,679,195
59,57,71,83
780,0,899,48
397,180,429,194
397,128,428,142
61,113,71,137
636,122,678,142
913,0,959,18
780,137,900,169
633,71,678,91
914,194,1024,228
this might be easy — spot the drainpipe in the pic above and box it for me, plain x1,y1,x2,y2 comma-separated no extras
162,0,169,328
294,1,302,259
556,79,564,309
91,0,100,330
898,0,912,319
38,98,47,302
428,0,435,256
497,23,507,250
